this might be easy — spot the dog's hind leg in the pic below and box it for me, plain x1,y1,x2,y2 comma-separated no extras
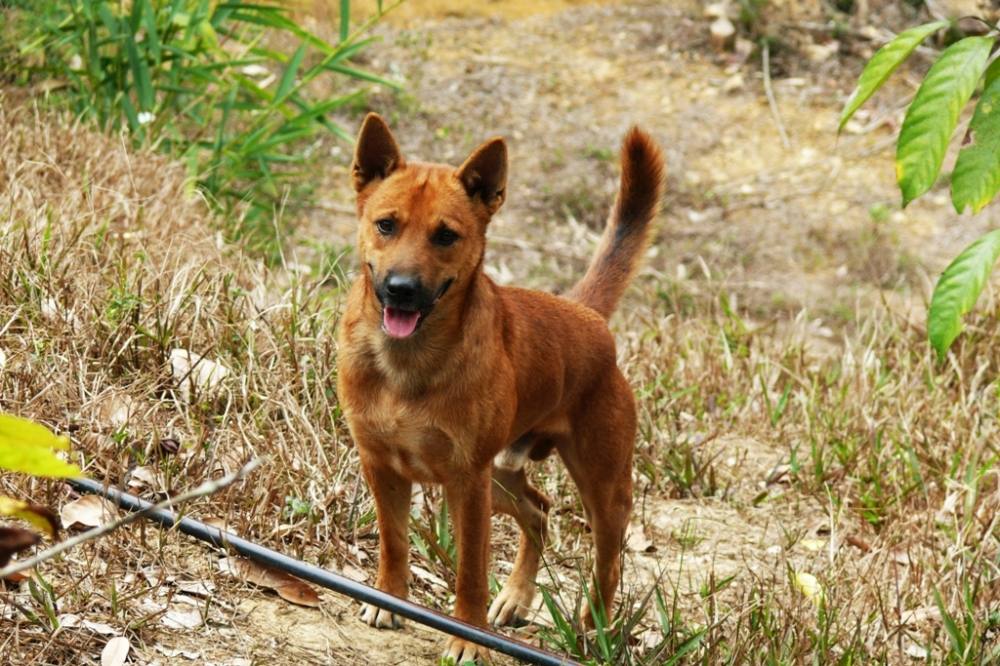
488,437,552,627
558,377,635,628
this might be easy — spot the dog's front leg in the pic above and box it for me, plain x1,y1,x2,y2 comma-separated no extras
442,468,492,664
359,455,412,629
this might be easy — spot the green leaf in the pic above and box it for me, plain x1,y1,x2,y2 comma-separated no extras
839,20,949,132
275,44,306,104
953,69,1000,213
897,36,995,206
0,414,80,478
928,229,1000,358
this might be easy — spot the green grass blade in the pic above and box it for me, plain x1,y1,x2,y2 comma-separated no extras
339,0,350,42
896,35,994,206
928,229,1000,359
139,0,161,63
324,62,401,89
839,20,949,132
275,44,306,103
125,29,154,111
952,73,1000,214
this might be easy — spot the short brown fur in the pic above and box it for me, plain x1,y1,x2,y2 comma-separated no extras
337,113,665,663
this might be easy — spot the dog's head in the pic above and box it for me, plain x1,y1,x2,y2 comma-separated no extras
350,113,507,340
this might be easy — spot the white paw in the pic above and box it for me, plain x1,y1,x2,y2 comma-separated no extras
360,602,402,629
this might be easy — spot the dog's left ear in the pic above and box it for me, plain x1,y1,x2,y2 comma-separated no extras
456,138,507,216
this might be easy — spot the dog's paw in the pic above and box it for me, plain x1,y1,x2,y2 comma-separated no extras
360,602,402,629
441,637,487,665
487,581,534,627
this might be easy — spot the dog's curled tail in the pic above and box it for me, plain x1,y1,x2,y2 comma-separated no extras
566,126,665,320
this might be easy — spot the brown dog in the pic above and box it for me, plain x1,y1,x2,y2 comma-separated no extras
336,113,664,663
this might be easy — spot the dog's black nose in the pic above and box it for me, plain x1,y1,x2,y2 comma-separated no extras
384,274,421,301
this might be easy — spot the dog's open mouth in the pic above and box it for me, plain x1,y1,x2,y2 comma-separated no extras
382,307,422,339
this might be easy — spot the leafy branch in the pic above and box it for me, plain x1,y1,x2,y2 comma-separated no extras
841,18,1000,359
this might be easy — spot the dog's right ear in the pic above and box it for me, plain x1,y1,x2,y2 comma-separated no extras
352,113,404,192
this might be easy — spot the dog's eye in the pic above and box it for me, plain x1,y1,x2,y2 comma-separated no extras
431,227,460,247
375,218,395,236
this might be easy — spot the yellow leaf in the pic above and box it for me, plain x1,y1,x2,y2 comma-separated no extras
0,414,80,478
793,571,825,605
0,495,59,538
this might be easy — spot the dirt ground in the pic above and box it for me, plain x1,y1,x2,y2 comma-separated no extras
5,0,1000,664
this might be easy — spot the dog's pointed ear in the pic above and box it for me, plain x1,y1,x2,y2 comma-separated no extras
352,113,404,192
456,137,507,216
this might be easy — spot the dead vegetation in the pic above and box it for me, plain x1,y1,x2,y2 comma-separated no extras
2,0,1000,664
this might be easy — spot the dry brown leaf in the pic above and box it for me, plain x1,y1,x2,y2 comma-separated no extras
100,636,130,666
275,579,321,608
60,495,118,529
218,556,320,608
0,526,40,568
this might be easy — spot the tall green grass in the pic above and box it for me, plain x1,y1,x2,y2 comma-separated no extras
3,0,400,256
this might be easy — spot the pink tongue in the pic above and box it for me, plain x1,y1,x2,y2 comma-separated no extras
383,307,421,338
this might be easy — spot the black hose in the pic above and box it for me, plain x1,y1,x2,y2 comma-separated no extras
68,477,577,666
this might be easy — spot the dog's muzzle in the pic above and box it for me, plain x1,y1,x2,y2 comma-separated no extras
375,272,454,339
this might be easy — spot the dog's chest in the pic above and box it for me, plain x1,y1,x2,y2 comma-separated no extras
353,393,460,482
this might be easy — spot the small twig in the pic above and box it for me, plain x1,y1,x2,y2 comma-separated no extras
0,459,261,580
761,41,791,150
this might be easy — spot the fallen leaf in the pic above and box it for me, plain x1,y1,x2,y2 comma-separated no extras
61,495,118,529
155,645,201,660
793,571,824,605
40,297,80,330
79,619,118,636
175,579,216,597
161,603,203,630
170,349,230,403
93,391,136,429
0,526,40,567
410,565,446,589
0,496,60,537
157,438,180,456
218,556,320,608
900,606,941,626
128,465,167,494
844,534,871,552
275,579,321,607
58,613,81,628
101,636,130,666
